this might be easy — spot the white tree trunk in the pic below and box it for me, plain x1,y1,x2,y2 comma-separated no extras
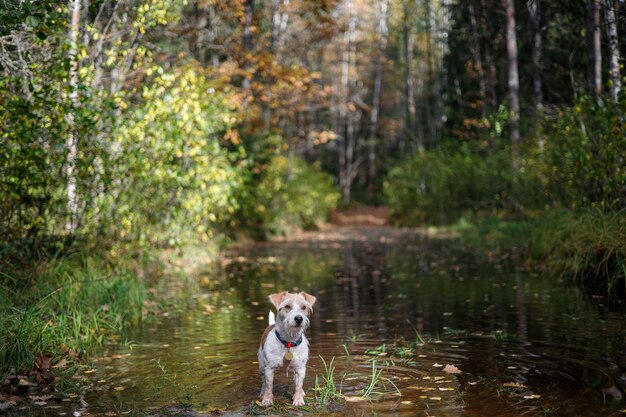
368,0,389,186
66,0,81,232
603,0,621,103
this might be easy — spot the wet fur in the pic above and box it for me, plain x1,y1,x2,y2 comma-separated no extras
257,291,317,406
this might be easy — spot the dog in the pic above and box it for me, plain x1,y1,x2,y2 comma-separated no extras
257,291,317,406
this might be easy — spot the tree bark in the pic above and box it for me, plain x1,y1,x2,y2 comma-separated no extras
603,0,621,103
587,0,602,101
243,0,254,51
66,0,81,233
502,0,521,145
527,0,543,111
402,0,417,151
367,0,389,189
469,1,486,118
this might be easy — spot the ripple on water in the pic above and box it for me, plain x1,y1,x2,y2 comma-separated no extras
22,228,626,416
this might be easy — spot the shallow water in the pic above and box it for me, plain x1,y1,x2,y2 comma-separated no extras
30,228,626,416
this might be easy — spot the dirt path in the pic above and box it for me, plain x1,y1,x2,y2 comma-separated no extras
328,206,389,226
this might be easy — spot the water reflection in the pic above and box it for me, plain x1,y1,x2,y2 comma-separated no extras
24,228,626,416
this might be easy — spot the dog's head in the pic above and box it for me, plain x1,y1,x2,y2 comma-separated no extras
269,291,316,336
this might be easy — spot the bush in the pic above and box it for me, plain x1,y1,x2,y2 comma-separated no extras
542,97,626,211
384,143,544,225
238,154,340,239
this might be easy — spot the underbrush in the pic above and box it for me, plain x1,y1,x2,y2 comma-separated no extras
384,96,626,297
453,210,626,298
0,254,147,376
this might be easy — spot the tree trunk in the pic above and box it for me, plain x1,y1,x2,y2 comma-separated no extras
402,0,417,151
480,0,497,109
603,0,621,103
339,0,357,205
368,0,389,190
502,0,521,145
587,0,602,101
243,0,254,51
271,0,290,53
469,1,487,118
66,0,81,233
527,0,543,111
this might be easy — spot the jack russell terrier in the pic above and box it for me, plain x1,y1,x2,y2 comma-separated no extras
257,291,317,406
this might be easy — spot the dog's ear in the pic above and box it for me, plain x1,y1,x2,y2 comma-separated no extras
268,291,288,309
300,291,317,308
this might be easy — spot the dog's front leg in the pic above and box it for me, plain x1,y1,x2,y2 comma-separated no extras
261,367,275,406
292,366,306,406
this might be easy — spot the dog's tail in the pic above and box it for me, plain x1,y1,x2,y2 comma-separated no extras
268,310,275,325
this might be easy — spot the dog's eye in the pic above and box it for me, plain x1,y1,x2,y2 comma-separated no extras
284,305,292,310
301,306,306,311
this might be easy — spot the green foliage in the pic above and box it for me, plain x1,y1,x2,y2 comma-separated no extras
384,143,543,225
92,66,244,248
539,210,626,297
0,255,146,374
314,356,343,406
239,153,340,239
542,97,626,211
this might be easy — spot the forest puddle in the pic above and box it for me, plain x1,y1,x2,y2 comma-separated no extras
22,228,626,416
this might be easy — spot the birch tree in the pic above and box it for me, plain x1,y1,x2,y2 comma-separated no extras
603,0,621,103
367,0,389,187
66,0,81,232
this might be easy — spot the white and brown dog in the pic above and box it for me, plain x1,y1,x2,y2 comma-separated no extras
258,291,317,406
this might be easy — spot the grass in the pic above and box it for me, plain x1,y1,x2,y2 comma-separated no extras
451,209,626,299
361,360,384,398
0,254,148,377
314,356,343,406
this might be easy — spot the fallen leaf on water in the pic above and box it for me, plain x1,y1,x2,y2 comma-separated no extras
83,369,97,374
343,395,366,402
432,363,443,368
33,401,47,406
429,396,442,401
503,382,527,388
443,364,461,374
18,379,31,386
523,394,541,399
401,401,412,404
438,387,455,391
30,395,52,401
113,386,125,391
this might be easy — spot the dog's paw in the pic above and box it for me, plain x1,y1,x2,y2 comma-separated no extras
292,397,305,406
260,396,274,406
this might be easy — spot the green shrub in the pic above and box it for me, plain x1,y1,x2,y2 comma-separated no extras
92,66,244,248
238,154,340,239
542,97,626,211
384,143,544,225
540,210,626,296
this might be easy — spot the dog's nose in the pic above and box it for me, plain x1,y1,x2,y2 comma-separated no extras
294,315,303,325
